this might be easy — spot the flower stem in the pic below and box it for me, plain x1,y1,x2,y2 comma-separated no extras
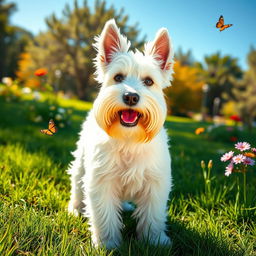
243,170,247,205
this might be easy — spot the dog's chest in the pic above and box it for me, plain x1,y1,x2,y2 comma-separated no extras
115,148,149,199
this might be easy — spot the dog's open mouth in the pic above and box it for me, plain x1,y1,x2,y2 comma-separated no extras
118,109,141,127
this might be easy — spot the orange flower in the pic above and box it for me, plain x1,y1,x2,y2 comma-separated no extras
244,152,256,158
34,68,48,77
195,127,205,135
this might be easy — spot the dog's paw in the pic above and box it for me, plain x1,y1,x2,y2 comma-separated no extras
105,239,121,250
68,201,80,216
122,201,135,212
140,232,172,247
92,238,121,250
157,232,172,246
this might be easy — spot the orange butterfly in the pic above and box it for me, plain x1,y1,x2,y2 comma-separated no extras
40,119,58,136
216,15,233,31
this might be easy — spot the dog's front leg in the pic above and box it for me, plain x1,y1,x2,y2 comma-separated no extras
68,147,86,216
134,177,171,246
85,176,123,249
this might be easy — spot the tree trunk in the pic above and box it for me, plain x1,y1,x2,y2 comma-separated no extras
75,73,86,100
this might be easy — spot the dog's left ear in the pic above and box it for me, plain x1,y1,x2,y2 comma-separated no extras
94,19,130,83
145,28,174,82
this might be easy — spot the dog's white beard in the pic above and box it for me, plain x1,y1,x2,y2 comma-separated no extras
93,87,166,143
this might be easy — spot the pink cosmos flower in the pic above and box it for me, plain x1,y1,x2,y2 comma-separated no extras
251,148,256,153
235,142,251,152
243,157,255,166
221,151,234,162
232,154,246,164
225,162,233,176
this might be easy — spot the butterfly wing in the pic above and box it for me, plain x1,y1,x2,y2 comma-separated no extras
216,15,224,28
40,129,54,136
48,119,58,134
220,24,233,31
40,119,57,136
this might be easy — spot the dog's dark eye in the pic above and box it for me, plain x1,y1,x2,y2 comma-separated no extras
114,74,125,83
143,77,154,86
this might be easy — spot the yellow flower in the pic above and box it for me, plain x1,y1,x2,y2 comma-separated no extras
208,160,213,169
201,160,206,169
195,127,205,135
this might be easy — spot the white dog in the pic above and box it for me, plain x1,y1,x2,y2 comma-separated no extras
68,19,174,249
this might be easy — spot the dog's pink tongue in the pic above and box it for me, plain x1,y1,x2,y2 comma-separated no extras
121,110,138,123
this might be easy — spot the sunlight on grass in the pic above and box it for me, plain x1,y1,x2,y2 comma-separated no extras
166,115,195,123
58,97,93,111
0,97,255,256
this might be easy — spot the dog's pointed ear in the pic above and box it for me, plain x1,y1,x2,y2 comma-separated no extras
145,28,174,73
94,19,130,82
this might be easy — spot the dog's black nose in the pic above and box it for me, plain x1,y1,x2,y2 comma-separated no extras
122,92,140,106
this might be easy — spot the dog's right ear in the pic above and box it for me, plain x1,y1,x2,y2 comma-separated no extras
94,19,130,83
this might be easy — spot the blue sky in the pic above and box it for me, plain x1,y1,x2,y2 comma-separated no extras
10,0,256,70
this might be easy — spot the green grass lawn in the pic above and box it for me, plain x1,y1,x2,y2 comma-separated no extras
0,97,255,256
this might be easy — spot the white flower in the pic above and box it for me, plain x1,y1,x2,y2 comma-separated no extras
34,115,43,123
21,87,32,94
58,108,65,114
33,91,41,100
2,77,12,86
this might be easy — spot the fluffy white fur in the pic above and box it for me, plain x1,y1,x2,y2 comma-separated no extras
68,19,174,249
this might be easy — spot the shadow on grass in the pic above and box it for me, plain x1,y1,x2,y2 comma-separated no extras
111,211,245,256
167,219,245,256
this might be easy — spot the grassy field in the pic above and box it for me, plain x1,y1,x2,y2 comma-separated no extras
0,96,255,256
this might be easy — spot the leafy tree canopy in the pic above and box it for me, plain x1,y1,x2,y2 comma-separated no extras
22,0,146,100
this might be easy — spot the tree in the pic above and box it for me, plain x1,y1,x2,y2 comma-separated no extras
165,61,204,115
0,0,15,77
231,47,256,129
23,0,145,100
196,52,242,116
0,0,32,78
175,47,195,66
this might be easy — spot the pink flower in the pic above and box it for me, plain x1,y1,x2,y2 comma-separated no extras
221,151,234,162
232,154,246,164
251,148,256,153
235,142,251,152
243,157,255,166
225,162,233,176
